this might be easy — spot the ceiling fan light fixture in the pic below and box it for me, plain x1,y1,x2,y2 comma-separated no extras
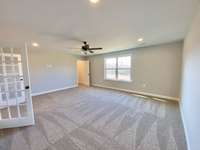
81,51,87,55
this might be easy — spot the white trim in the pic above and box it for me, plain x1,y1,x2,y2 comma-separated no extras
0,117,35,129
180,103,191,150
31,84,78,96
24,43,35,125
92,84,179,101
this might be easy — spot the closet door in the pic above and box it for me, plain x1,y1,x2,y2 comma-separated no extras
0,45,34,129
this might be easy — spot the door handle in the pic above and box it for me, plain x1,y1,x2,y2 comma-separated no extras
25,86,30,89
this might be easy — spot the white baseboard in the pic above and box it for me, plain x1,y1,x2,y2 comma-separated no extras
180,103,191,150
92,84,179,101
31,84,78,96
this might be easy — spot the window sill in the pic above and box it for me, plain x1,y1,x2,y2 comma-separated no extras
104,79,132,83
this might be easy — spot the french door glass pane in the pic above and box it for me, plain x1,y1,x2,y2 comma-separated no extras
0,66,3,74
0,56,2,64
118,69,131,81
0,85,6,93
105,69,116,80
6,66,13,74
105,58,117,69
2,93,7,101
5,56,12,64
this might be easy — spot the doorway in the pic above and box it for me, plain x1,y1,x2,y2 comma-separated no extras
77,60,90,86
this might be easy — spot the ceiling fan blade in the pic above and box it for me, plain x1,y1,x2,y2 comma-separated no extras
89,50,94,53
89,48,103,50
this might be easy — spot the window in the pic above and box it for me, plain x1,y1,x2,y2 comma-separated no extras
105,58,117,80
104,55,131,81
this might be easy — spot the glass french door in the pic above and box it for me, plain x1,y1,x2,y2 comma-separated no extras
0,45,34,129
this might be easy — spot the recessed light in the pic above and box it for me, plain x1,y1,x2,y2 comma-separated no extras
137,38,144,42
32,42,39,47
90,0,99,4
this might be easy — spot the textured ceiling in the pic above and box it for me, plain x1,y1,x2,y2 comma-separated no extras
0,0,199,55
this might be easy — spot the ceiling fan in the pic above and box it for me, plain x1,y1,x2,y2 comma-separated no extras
80,41,103,55
40,33,103,54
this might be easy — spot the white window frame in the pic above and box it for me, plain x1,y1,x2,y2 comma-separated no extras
104,54,132,82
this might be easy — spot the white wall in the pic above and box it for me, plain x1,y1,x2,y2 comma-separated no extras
181,7,200,150
28,49,78,95
89,42,182,99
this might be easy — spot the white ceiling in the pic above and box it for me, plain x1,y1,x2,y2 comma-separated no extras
0,0,199,55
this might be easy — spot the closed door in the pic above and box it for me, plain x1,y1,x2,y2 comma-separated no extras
0,45,34,129
77,60,90,86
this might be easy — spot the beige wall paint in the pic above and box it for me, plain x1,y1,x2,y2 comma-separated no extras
89,42,182,99
28,49,78,95
181,7,200,150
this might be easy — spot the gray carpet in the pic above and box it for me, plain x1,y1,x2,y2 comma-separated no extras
0,86,187,150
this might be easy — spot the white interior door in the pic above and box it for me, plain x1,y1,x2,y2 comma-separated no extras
0,45,35,129
77,60,90,86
